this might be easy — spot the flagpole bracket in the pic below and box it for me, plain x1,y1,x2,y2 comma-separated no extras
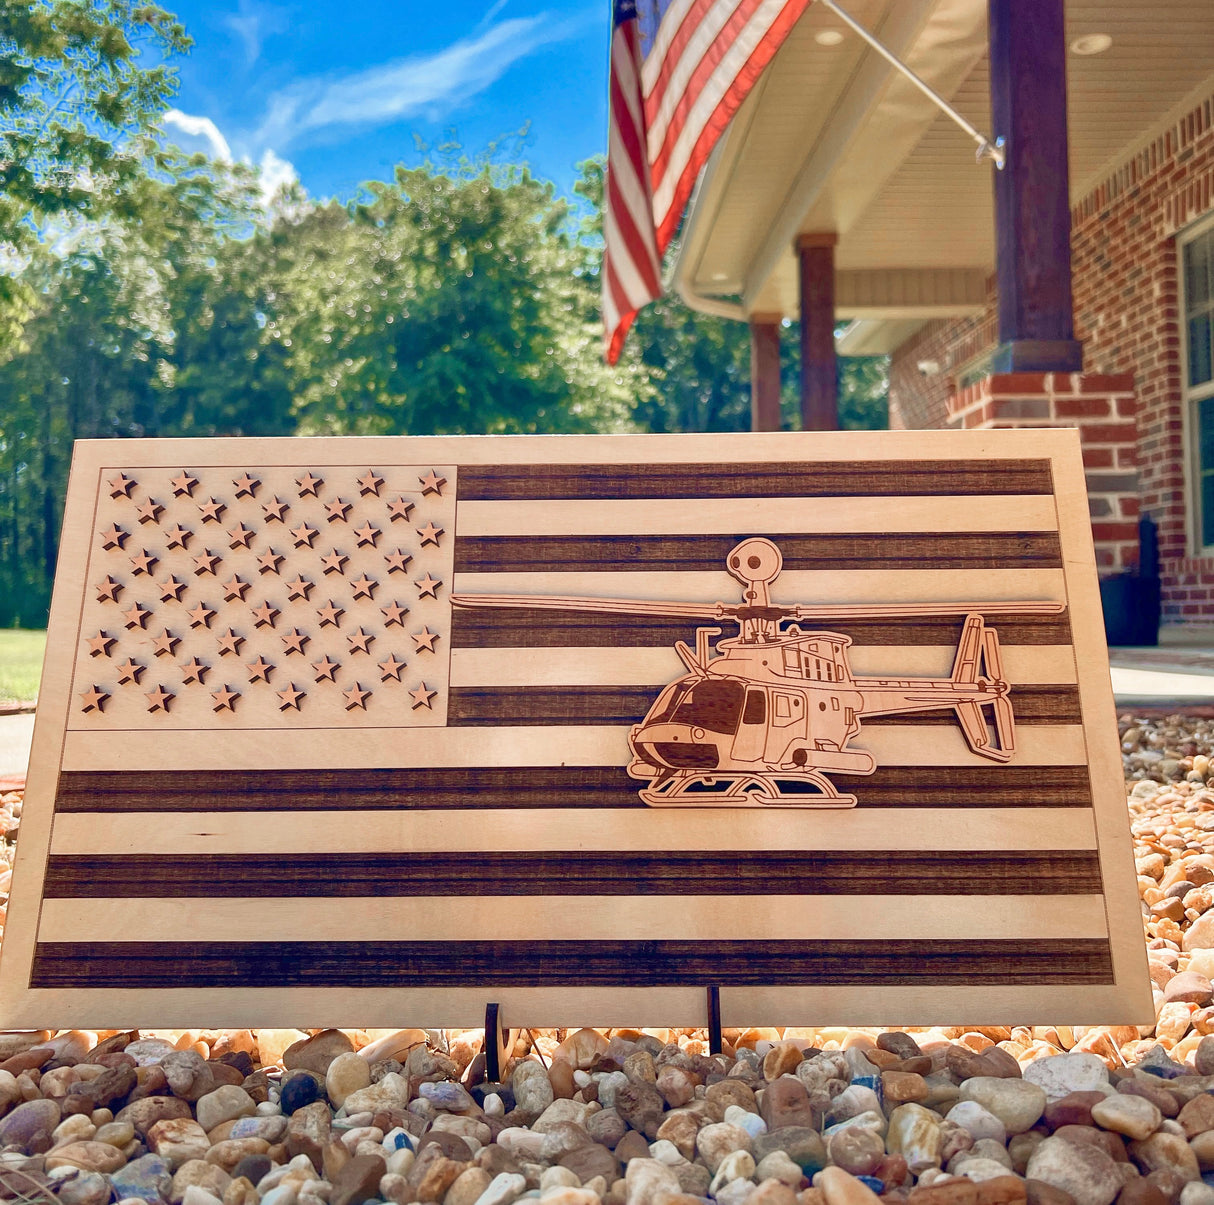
484,1002,510,1083
707,985,723,1055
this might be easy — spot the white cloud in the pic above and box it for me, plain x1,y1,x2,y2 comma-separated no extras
163,109,233,162
255,12,592,149
222,0,291,66
257,147,299,205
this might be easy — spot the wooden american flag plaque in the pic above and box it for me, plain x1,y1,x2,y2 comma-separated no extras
0,431,1151,1028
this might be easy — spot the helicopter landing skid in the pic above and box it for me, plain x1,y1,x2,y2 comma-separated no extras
639,770,857,809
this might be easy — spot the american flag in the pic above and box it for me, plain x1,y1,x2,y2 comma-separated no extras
602,0,813,363
0,433,1149,1028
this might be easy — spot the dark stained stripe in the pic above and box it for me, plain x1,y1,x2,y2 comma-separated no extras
451,608,1074,649
30,938,1112,987
445,684,1082,726
454,533,1062,574
458,461,1055,500
42,849,1102,898
54,765,1094,811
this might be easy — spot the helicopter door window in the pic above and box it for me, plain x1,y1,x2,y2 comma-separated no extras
782,647,801,675
772,691,801,726
742,688,766,725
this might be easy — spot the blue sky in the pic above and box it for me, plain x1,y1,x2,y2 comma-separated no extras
159,0,610,203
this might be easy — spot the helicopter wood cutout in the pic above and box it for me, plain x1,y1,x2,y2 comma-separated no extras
454,538,1066,808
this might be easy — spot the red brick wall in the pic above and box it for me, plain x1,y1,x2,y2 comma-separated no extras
889,88,1214,623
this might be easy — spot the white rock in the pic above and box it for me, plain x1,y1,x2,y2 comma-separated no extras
1091,1093,1162,1140
472,1172,526,1205
956,1157,1019,1183
944,1101,1006,1145
1021,1053,1110,1103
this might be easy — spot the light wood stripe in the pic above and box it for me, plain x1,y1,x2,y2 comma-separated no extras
60,723,1089,770
449,645,1080,686
457,496,1060,536
36,895,1109,943
47,806,1098,853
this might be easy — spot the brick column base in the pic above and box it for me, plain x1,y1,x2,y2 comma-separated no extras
947,372,1139,572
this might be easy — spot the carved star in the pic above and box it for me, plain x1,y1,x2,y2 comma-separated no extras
414,573,441,599
129,549,158,576
250,601,279,628
416,522,443,548
100,524,127,550
158,576,186,602
324,498,352,522
296,472,323,497
211,686,240,712
163,524,192,550
290,522,318,548
187,602,216,629
285,576,313,601
343,684,371,710
180,657,208,685
316,600,344,628
116,658,144,685
152,630,180,657
387,496,414,522
312,656,340,683
87,632,116,657
351,574,377,600
418,470,446,497
256,548,284,575
346,627,374,654
281,628,309,655
261,496,289,522
378,654,406,682
80,685,108,713
108,473,136,499
246,657,273,683
198,497,226,523
171,471,197,497
122,603,150,630
353,521,380,547
222,575,249,602
193,550,221,575
357,470,384,497
136,498,163,524
276,683,305,710
228,524,255,550
385,549,411,574
145,686,174,712
381,601,409,627
233,473,259,498
320,550,348,575
409,682,437,710
412,626,439,653
216,628,244,655
95,576,122,603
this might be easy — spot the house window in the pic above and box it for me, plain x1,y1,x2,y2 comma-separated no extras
1183,217,1214,551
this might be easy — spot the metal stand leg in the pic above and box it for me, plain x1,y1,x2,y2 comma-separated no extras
485,1002,504,1083
707,985,722,1055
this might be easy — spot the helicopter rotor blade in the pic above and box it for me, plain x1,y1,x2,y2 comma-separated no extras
788,600,1066,622
450,592,729,620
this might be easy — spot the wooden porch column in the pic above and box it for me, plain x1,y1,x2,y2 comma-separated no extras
749,315,782,431
988,0,1083,372
797,233,838,430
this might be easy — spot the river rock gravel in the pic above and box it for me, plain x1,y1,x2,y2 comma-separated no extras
2,716,1214,1202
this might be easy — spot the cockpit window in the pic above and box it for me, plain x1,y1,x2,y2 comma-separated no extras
670,678,745,735
650,680,693,724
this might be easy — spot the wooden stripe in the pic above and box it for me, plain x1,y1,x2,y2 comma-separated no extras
29,938,1113,987
41,849,1102,898
54,765,1094,812
445,684,1082,726
451,608,1074,649
454,533,1064,574
457,461,1055,500
48,807,1099,856
36,894,1109,943
457,496,1060,536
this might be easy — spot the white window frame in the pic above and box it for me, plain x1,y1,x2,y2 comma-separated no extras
1180,210,1214,555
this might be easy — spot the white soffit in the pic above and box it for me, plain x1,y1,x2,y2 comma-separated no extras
677,0,1214,328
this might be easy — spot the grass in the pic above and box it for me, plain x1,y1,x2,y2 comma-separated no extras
0,630,46,704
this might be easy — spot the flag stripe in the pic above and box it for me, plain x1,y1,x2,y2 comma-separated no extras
29,939,1115,987
450,609,1074,648
452,533,1064,574
41,850,1103,898
54,764,1094,811
457,460,1056,500
443,684,1081,726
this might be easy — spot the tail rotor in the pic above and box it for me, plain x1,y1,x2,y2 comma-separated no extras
952,615,1016,762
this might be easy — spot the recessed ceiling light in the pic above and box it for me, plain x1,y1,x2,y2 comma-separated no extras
814,29,845,46
1070,33,1112,55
